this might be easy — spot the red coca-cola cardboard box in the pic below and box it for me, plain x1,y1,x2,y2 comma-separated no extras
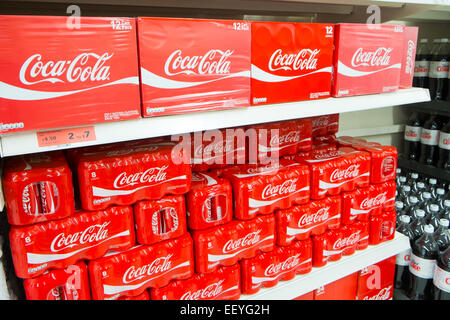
251,22,334,105
293,291,314,300
357,256,396,298
332,23,404,97
0,15,141,133
314,273,358,300
137,17,251,117
399,26,418,89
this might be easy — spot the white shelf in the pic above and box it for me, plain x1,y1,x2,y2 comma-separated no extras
0,88,430,158
240,232,410,300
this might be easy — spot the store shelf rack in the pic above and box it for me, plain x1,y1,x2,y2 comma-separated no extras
0,88,430,158
409,99,450,118
240,232,410,300
397,156,450,182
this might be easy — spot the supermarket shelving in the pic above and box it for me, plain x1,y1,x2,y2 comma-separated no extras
409,99,450,117
398,156,450,181
0,88,430,158
240,232,410,300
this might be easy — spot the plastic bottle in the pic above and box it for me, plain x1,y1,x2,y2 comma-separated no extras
437,120,450,170
413,39,431,88
419,115,441,166
434,219,450,252
408,225,440,300
394,215,415,292
429,38,449,100
428,204,442,230
399,185,413,207
410,209,427,241
428,178,438,199
403,112,422,161
432,246,450,300
436,188,446,210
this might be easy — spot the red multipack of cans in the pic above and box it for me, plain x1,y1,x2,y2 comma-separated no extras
186,172,233,230
23,261,91,300
137,17,250,117
77,142,191,211
312,222,369,268
0,15,141,134
332,23,404,97
190,129,247,172
357,256,395,300
369,210,396,245
296,147,371,199
399,26,418,89
337,136,398,184
2,151,75,226
311,114,339,137
341,181,396,225
134,195,187,245
251,22,334,105
221,159,310,220
10,205,135,279
88,233,194,300
192,214,275,274
116,291,150,300
150,264,241,300
275,195,341,246
249,119,312,161
313,134,337,148
240,238,312,295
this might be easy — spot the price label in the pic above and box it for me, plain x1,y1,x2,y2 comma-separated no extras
37,126,96,148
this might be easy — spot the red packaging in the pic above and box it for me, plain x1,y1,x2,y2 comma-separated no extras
221,159,310,220
311,114,339,136
23,261,90,300
357,256,396,297
2,151,75,226
369,210,396,245
88,233,194,300
134,195,187,245
190,129,246,172
116,291,150,300
399,26,418,89
296,147,371,199
357,284,393,300
10,205,135,279
150,264,240,300
0,15,140,134
192,214,275,274
313,134,337,148
77,142,191,211
332,23,404,97
249,119,312,161
240,239,312,295
312,223,368,267
314,273,358,300
137,17,250,117
337,136,398,184
293,291,314,300
275,195,341,246
251,22,334,105
341,181,396,225
186,172,233,230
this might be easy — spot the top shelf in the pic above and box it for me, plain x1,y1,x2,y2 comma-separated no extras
0,88,430,157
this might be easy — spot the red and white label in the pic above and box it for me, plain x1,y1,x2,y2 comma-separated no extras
439,132,450,150
409,254,436,279
414,60,430,77
395,249,411,267
421,129,440,146
404,126,421,142
433,266,450,293
429,61,450,79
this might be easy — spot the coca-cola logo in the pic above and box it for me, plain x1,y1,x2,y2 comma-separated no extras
20,53,113,85
223,230,261,253
270,131,301,146
268,49,319,72
360,192,387,209
363,286,392,300
298,207,329,227
113,166,168,189
50,222,110,252
264,254,300,277
106,146,159,157
246,164,277,174
410,261,421,272
312,117,328,128
262,179,297,200
194,138,234,158
405,130,419,138
405,40,415,74
122,254,172,284
313,150,343,160
180,280,224,300
351,48,392,68
332,231,360,250
330,164,360,182
164,49,233,76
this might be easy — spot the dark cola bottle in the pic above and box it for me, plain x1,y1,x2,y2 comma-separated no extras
399,185,413,207
408,225,440,300
419,115,441,166
433,246,450,300
443,200,450,221
407,196,420,218
413,181,427,201
429,38,449,100
434,219,450,252
395,215,415,292
407,172,420,188
437,120,450,170
428,178,438,200
413,39,431,88
404,112,422,161
436,188,446,210
395,201,406,227
428,204,443,230
410,209,427,241
419,192,433,215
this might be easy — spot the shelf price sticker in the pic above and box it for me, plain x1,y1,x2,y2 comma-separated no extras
37,126,96,148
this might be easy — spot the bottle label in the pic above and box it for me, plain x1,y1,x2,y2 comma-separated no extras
433,265,450,293
396,248,411,266
409,253,436,279
421,129,440,146
429,61,450,79
439,132,450,150
414,60,430,77
404,126,421,142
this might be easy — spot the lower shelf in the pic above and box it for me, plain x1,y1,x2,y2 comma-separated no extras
397,156,450,182
240,232,410,300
